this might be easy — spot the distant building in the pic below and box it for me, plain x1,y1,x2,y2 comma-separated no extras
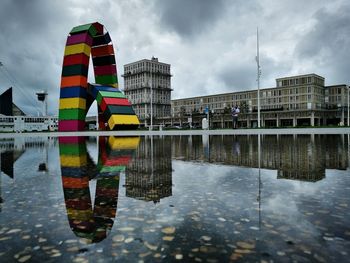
171,73,349,128
0,87,25,116
0,88,57,132
123,57,172,126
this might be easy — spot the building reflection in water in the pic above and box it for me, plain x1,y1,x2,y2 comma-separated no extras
0,137,50,179
125,136,172,203
0,137,51,209
172,134,349,182
59,136,140,243
1,149,23,179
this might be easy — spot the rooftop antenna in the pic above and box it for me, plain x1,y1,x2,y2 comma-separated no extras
36,91,48,116
256,28,261,128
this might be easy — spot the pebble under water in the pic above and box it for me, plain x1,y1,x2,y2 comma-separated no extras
0,134,349,262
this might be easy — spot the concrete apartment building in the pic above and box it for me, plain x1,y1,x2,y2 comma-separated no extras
123,57,172,126
171,73,349,128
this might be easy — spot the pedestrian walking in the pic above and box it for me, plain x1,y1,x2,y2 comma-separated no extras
232,105,240,129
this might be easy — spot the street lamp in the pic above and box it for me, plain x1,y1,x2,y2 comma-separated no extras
205,105,210,130
149,72,153,131
190,110,192,129
346,86,350,126
256,28,261,128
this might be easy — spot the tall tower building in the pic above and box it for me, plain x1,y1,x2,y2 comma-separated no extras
123,57,172,125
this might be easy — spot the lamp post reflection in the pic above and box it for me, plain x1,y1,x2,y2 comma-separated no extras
0,154,2,209
202,134,210,162
257,133,262,230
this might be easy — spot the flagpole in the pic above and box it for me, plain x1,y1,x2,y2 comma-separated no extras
150,72,153,131
257,28,261,128
347,85,349,126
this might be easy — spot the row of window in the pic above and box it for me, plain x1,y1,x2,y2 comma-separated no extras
0,117,58,123
24,118,46,123
125,74,170,83
277,76,324,87
126,90,171,104
173,86,324,107
129,98,171,104
134,105,171,118
126,90,170,96
173,101,327,114
327,87,346,95
327,95,346,103
124,61,170,74
0,118,14,122
125,81,171,88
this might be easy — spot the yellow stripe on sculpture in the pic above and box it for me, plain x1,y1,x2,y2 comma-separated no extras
64,43,91,57
67,208,93,221
108,137,140,150
107,115,140,130
60,155,87,167
59,98,86,110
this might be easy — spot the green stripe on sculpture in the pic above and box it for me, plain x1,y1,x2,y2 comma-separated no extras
99,166,125,173
70,23,98,36
96,91,126,104
94,176,120,188
59,108,86,120
95,75,118,85
59,144,88,156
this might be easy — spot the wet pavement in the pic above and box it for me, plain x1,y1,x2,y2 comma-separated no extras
0,134,349,262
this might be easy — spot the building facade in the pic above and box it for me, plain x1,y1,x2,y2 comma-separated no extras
0,87,58,132
123,57,172,126
171,74,349,128
0,115,58,132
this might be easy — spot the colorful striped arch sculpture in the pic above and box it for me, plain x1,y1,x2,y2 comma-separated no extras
59,22,140,131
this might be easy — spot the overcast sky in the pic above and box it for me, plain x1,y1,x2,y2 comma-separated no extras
0,0,349,116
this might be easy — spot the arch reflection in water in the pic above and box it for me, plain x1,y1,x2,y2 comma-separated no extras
59,136,140,243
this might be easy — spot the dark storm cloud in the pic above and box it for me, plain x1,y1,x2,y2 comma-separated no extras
0,0,122,115
154,0,227,38
295,3,350,84
219,64,257,91
218,53,292,92
0,0,348,115
0,0,74,115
